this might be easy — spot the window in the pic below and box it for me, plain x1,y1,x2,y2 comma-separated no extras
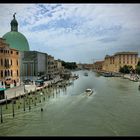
8,70,10,76
17,60,18,66
4,59,7,67
1,59,3,66
17,70,19,76
127,55,129,64
11,59,12,65
11,70,13,77
131,55,133,64
1,70,3,78
11,51,13,54
16,52,19,55
135,55,137,64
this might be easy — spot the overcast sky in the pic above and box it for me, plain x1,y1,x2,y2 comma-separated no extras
0,4,140,63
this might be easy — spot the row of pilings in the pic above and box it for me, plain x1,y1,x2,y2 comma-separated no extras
0,79,73,123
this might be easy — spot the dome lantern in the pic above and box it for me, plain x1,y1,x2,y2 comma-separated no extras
10,13,18,32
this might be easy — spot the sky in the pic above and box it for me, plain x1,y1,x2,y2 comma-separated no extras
0,4,140,63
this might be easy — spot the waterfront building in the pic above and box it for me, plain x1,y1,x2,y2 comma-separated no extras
77,63,84,70
82,64,94,70
56,60,64,74
20,51,48,81
54,60,64,76
47,55,55,80
102,52,138,72
2,13,30,52
0,38,20,88
93,61,104,71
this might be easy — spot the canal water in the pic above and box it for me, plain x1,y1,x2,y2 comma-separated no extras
0,70,140,136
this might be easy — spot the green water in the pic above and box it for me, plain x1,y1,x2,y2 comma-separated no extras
0,70,140,136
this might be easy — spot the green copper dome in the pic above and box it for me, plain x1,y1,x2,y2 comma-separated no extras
2,13,30,51
3,31,30,51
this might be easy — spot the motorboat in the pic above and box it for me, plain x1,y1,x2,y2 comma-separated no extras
85,88,93,96
138,85,140,90
84,72,88,76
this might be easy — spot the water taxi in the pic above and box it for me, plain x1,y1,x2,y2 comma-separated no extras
84,72,88,76
85,88,93,96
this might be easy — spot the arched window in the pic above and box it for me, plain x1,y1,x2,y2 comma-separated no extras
1,70,3,78
1,59,3,66
11,59,12,65
11,70,13,77
8,70,10,76
5,59,7,67
17,70,19,76
17,60,18,66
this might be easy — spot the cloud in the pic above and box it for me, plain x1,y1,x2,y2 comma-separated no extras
0,4,140,63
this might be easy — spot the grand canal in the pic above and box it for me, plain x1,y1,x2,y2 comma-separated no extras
0,70,140,136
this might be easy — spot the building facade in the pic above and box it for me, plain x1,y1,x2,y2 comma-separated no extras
0,38,20,88
20,51,48,81
47,55,55,80
102,52,138,72
93,61,104,71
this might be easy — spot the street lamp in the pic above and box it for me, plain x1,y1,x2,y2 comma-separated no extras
40,92,43,112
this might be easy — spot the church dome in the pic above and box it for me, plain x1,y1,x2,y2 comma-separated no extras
3,31,30,51
2,13,30,51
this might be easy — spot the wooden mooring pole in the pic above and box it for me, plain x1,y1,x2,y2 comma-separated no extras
1,104,3,123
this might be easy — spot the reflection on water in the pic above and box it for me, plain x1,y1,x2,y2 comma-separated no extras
0,70,140,136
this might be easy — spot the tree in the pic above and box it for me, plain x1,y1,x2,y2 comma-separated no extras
119,65,133,74
136,61,140,74
61,60,77,70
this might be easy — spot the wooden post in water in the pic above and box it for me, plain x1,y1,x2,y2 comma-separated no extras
40,92,43,112
1,104,3,123
29,97,31,111
5,95,8,109
12,100,15,118
23,96,25,111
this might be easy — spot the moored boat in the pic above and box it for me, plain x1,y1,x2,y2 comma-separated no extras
84,72,88,76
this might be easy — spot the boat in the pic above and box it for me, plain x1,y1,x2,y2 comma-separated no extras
85,88,93,96
84,72,88,76
138,85,140,90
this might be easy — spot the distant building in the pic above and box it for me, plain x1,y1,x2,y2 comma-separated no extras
47,55,55,80
20,51,48,81
0,38,20,88
82,64,93,70
56,60,64,75
77,63,83,69
93,61,104,71
102,52,138,72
